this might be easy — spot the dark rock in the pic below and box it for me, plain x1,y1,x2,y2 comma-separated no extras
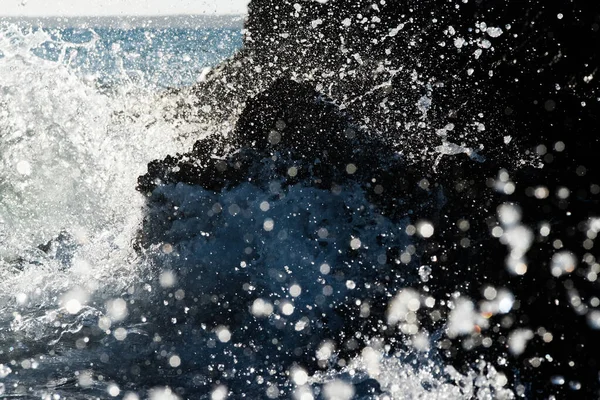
137,77,447,395
141,78,435,220
177,1,599,168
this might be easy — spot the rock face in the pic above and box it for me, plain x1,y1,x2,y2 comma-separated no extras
142,0,600,397
138,78,446,396
139,76,437,358
141,78,433,219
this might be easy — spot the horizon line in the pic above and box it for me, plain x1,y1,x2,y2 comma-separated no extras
0,14,247,29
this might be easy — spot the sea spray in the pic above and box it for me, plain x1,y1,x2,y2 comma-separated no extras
1,2,598,396
0,25,198,397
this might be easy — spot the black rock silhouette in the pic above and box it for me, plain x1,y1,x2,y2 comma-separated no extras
140,78,434,220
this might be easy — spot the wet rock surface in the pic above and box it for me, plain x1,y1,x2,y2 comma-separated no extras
141,78,434,219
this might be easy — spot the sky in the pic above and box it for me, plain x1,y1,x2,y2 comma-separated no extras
0,0,250,17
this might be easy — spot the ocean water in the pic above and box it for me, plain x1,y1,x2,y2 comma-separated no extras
2,24,243,88
0,16,591,400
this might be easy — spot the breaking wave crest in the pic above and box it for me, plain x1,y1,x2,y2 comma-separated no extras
0,20,544,400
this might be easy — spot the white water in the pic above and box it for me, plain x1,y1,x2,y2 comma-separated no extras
0,24,191,366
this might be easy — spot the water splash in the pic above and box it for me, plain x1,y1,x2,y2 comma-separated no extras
0,23,192,363
1,12,593,398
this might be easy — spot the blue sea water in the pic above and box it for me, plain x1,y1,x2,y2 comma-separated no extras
2,24,242,88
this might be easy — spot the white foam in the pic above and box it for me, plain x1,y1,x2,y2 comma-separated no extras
0,24,193,345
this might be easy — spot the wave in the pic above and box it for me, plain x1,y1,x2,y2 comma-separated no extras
0,21,513,400
0,0,599,397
